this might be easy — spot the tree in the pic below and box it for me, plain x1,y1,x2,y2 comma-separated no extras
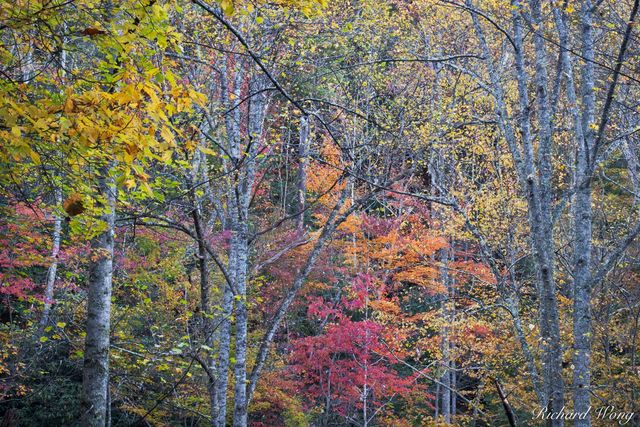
2,0,640,425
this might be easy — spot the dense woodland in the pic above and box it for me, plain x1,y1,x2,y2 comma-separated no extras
1,0,640,425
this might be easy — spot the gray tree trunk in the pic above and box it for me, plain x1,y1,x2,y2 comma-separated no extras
213,268,234,427
232,73,269,427
440,248,451,424
41,36,66,329
81,165,116,427
212,53,245,427
296,115,310,230
469,1,566,418
528,0,565,418
551,4,595,423
572,179,593,426
190,181,218,424
571,2,596,423
232,228,249,427
40,188,62,327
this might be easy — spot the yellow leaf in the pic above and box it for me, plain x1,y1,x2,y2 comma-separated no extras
221,0,234,15
199,146,217,156
141,181,153,196
63,97,74,113
160,126,175,145
28,149,41,165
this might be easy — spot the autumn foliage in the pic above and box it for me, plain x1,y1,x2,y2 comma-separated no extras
1,0,640,426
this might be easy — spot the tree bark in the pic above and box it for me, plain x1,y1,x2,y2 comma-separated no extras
527,0,565,419
570,2,596,423
190,184,218,425
494,378,516,427
81,165,116,427
212,53,245,427
440,248,451,424
40,188,62,327
296,115,310,230
213,268,234,427
469,1,565,418
232,73,268,427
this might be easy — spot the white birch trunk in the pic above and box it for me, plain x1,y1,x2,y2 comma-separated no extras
81,165,116,427
40,188,62,327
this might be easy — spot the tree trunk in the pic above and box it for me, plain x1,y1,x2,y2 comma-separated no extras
232,228,249,427
296,115,310,230
569,2,597,423
40,188,62,327
213,54,245,427
232,74,268,427
213,271,234,427
470,1,566,419
530,1,565,415
81,165,116,427
190,188,218,425
440,248,451,424
572,185,593,425
494,378,516,427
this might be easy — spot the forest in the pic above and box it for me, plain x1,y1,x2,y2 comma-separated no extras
1,0,639,425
